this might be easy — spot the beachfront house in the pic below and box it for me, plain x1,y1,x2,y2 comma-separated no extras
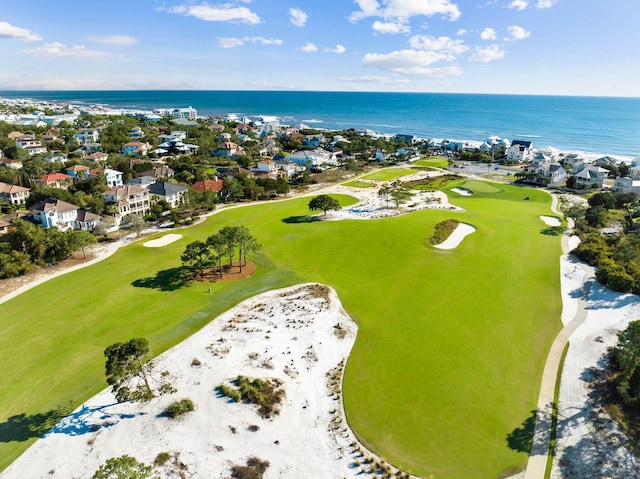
506,140,533,162
0,182,30,205
572,165,608,189
613,177,640,195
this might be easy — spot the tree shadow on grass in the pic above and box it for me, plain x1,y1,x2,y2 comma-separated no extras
506,409,537,453
132,266,190,291
0,403,72,443
282,215,321,224
541,226,565,236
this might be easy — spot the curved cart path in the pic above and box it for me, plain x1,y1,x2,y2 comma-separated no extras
524,204,593,479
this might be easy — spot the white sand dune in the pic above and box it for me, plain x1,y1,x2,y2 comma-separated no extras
0,284,411,479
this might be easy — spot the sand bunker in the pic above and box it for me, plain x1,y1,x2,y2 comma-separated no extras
433,223,476,249
0,284,411,478
451,187,472,196
143,233,183,247
540,215,562,227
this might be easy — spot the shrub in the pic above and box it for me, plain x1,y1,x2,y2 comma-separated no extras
217,376,285,418
230,456,270,479
428,218,460,245
165,398,195,418
154,452,171,466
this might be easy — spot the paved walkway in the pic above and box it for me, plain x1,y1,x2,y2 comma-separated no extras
524,206,594,479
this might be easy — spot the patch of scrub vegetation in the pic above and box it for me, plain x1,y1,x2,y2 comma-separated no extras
230,456,270,479
216,376,285,418
428,219,460,245
165,398,195,418
402,174,462,191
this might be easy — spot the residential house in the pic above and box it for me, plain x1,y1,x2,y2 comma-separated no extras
0,182,30,205
535,162,567,185
147,181,188,208
15,135,47,156
38,172,74,190
0,216,10,235
128,176,157,188
274,158,303,178
138,165,175,179
0,158,23,169
255,160,277,175
7,131,24,141
129,127,145,140
212,142,246,159
30,198,101,231
259,138,280,156
573,165,609,189
42,129,61,144
44,150,68,164
102,184,150,217
479,136,510,153
65,164,91,179
287,148,338,169
613,177,640,195
123,141,150,156
155,106,197,120
85,152,109,163
73,128,100,146
209,123,225,134
192,178,224,194
506,140,533,162
90,167,124,187
561,153,584,170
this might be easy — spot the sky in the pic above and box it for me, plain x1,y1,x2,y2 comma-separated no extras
0,0,639,96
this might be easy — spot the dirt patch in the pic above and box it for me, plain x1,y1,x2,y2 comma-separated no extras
187,261,256,283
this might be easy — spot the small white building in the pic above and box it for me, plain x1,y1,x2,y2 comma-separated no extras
613,177,640,195
506,140,533,162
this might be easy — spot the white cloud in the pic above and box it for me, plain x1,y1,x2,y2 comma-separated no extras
218,36,283,48
409,35,468,55
508,0,528,10
480,28,498,40
363,49,461,77
507,25,530,40
469,44,505,62
0,21,42,42
350,0,461,22
87,35,137,47
21,42,109,59
325,44,346,54
289,8,308,27
168,3,260,25
339,75,411,86
300,43,318,52
536,0,556,8
372,20,410,34
456,29,467,36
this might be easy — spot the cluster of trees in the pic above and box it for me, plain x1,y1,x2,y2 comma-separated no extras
0,218,96,278
609,320,640,406
181,226,261,278
220,174,289,202
568,191,640,293
378,180,412,208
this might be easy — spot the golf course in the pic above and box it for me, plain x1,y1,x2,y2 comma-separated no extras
0,178,562,478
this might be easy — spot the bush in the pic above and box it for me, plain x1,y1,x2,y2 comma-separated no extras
217,376,285,418
154,452,171,466
230,456,270,479
165,398,195,418
428,218,460,245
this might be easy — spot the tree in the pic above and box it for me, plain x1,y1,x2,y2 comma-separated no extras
67,229,97,260
610,320,640,404
234,225,261,271
219,225,240,267
206,233,227,277
181,240,211,277
308,194,341,216
378,184,392,208
93,455,158,479
121,214,146,237
389,180,411,208
104,338,155,402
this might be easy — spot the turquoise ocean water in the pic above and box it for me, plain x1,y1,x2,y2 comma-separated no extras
2,90,640,158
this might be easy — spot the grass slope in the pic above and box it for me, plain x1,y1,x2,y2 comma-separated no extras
360,168,414,181
0,183,561,478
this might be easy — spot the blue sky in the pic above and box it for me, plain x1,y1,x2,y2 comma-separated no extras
1,0,638,96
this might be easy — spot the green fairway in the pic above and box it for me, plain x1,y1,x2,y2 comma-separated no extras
412,157,449,168
360,168,414,181
0,182,562,478
343,180,375,188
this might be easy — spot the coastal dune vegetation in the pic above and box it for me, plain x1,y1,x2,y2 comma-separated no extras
0,182,562,478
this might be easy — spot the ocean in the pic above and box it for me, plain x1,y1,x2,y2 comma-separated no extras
2,90,640,159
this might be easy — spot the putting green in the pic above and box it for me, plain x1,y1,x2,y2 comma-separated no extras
0,183,562,478
412,157,449,169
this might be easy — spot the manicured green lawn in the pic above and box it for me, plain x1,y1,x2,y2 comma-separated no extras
0,183,562,478
343,180,375,188
360,168,414,181
412,157,449,168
